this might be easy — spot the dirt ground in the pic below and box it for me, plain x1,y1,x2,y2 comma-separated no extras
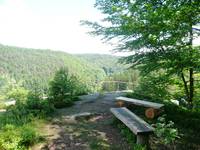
32,92,132,150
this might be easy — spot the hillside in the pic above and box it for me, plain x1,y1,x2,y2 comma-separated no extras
0,44,106,92
76,54,127,75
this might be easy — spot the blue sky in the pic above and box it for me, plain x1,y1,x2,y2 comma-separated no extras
0,0,114,54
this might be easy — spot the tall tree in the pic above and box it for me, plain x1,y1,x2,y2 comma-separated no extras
82,0,200,107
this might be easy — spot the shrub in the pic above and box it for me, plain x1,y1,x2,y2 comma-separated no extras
6,87,28,104
162,102,200,130
113,119,146,149
153,115,180,144
0,91,54,127
0,102,6,109
0,124,23,150
26,91,54,116
48,68,81,108
134,73,172,101
0,124,43,150
2,103,32,126
19,124,43,147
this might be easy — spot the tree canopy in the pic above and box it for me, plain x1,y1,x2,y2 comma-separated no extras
83,0,200,107
0,44,114,93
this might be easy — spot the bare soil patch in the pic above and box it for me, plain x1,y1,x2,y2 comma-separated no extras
33,92,131,150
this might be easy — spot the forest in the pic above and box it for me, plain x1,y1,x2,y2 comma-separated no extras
0,0,200,149
0,44,137,149
0,44,106,93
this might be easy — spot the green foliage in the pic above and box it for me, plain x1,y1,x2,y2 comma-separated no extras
0,44,107,93
89,139,110,150
0,89,52,149
154,115,179,145
129,91,200,131
0,124,42,150
127,92,200,147
0,124,23,150
2,103,32,126
117,122,135,148
7,87,29,104
48,68,82,108
164,103,200,132
0,91,54,127
113,119,146,150
134,72,172,100
0,75,19,101
0,44,130,94
0,102,6,109
19,124,43,147
83,0,200,106
76,54,127,76
102,69,139,92
26,91,54,116
134,145,147,150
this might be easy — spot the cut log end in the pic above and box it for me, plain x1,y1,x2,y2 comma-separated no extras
145,108,158,119
116,101,124,107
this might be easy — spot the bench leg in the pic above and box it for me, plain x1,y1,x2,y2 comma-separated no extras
136,134,149,146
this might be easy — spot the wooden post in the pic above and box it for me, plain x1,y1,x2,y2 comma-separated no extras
136,134,149,147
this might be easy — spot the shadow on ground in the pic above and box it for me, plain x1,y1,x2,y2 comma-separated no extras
33,92,131,150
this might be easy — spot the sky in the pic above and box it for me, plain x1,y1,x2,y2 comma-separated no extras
0,0,199,55
0,0,114,54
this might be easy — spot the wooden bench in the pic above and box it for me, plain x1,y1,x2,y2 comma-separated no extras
110,107,154,146
115,97,164,119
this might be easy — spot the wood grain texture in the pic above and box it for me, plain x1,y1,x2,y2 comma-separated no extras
110,107,154,135
116,97,164,109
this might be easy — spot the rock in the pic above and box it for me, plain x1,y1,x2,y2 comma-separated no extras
72,112,100,121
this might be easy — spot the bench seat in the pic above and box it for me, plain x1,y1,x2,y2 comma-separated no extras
111,107,154,134
111,107,154,146
116,97,164,109
115,97,164,119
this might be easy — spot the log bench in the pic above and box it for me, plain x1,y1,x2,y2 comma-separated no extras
110,107,154,146
115,97,164,119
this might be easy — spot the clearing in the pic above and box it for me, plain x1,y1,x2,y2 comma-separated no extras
32,92,132,150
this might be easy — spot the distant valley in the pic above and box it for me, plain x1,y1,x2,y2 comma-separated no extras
0,44,126,92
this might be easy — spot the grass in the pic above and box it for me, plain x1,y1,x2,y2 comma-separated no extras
0,102,6,109
0,99,51,149
0,119,46,150
111,118,147,150
89,139,110,150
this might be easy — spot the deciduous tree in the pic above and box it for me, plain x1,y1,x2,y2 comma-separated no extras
82,0,200,107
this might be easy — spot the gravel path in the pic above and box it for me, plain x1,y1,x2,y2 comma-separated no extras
33,92,132,150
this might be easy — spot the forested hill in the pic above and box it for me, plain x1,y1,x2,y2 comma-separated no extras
76,54,127,75
0,44,108,92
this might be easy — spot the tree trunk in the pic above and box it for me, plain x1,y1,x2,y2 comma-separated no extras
189,68,194,108
181,71,189,101
188,0,194,108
